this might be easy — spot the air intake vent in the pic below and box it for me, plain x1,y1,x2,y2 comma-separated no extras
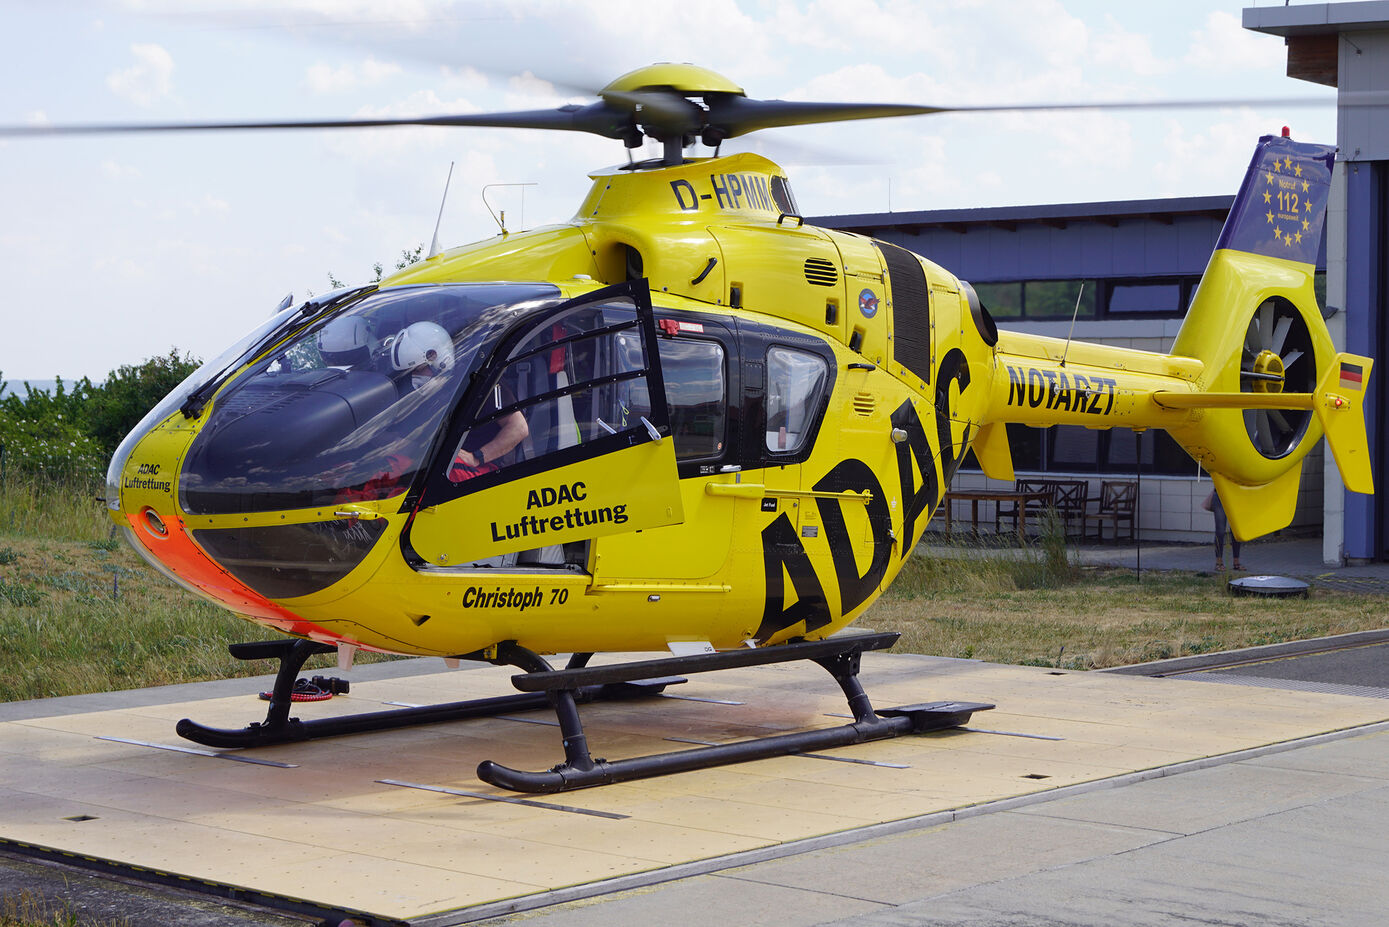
851,392,876,417
803,258,839,287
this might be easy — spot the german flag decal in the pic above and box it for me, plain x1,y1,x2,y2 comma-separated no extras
1340,361,1364,390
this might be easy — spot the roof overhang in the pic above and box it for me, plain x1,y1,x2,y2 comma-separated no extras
1245,2,1389,87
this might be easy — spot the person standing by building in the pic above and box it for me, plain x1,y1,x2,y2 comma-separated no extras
1205,489,1243,572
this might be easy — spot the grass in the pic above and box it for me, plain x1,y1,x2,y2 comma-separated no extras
0,890,125,927
0,472,109,544
868,530,1387,669
0,475,382,702
1,475,1386,698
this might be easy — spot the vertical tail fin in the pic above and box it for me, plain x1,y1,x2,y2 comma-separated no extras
1163,135,1365,539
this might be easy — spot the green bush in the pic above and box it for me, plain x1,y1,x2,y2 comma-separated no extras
79,349,201,455
0,378,105,481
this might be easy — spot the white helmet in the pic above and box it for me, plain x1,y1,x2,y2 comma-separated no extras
390,321,454,376
317,316,373,367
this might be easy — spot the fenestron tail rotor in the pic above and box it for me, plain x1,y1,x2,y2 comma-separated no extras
1241,296,1315,458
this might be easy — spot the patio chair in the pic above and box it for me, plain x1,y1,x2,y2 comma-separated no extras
1086,480,1137,542
994,479,1056,535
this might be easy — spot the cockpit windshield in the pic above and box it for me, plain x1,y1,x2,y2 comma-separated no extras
180,283,561,515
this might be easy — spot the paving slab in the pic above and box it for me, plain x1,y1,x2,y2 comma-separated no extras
2,654,1387,925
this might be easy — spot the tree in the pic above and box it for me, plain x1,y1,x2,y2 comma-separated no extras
80,349,202,456
326,244,426,291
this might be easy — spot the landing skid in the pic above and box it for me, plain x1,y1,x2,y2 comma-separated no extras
174,639,677,749
176,633,993,794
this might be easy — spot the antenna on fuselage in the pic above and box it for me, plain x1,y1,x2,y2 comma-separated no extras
482,182,538,236
427,161,455,259
1058,282,1086,368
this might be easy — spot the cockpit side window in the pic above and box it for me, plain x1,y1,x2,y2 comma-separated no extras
443,298,665,485
765,346,828,455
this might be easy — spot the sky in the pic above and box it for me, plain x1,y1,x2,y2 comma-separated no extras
0,0,1338,384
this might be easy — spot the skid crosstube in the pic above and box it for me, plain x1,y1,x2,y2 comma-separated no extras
175,633,993,794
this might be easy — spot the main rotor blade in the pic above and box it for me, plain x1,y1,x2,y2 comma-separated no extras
706,97,948,138
1,93,1332,143
917,96,1332,117
704,94,1332,139
0,102,634,139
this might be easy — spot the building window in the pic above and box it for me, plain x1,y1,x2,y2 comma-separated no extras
961,424,1197,477
1024,280,1096,319
973,282,1021,318
1107,281,1182,314
974,276,1204,320
973,280,1096,319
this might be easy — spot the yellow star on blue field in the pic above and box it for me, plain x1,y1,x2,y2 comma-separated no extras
1302,180,1310,192
1294,162,1303,177
1303,218,1310,231
1295,231,1303,244
1267,209,1275,223
1284,156,1293,170
1305,199,1313,212
1286,234,1294,247
1264,190,1272,203
1274,226,1283,240
1273,160,1282,173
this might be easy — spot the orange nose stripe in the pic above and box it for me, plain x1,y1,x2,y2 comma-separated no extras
125,511,336,641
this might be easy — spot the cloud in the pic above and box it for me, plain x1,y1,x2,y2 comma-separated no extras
1185,11,1283,73
1152,111,1283,195
1091,15,1171,78
306,56,403,93
100,160,142,179
106,43,174,106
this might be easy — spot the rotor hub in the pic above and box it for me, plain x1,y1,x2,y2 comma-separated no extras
1250,350,1285,393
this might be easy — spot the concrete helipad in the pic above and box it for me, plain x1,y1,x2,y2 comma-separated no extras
2,653,1386,926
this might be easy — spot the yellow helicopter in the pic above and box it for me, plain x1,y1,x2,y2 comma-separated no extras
14,63,1373,792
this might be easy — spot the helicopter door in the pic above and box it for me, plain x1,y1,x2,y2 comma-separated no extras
406,282,684,567
591,316,737,584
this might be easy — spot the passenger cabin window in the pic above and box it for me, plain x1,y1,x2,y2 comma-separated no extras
765,346,827,455
659,338,726,461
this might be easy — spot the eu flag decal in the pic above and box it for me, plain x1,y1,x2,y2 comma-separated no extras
1340,361,1364,391
1217,135,1335,266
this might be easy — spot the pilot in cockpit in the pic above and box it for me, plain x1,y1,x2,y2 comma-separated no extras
317,316,376,369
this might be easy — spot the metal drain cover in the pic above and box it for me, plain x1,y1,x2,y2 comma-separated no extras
1228,574,1310,597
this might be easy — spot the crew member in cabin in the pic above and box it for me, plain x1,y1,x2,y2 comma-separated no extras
388,320,529,481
